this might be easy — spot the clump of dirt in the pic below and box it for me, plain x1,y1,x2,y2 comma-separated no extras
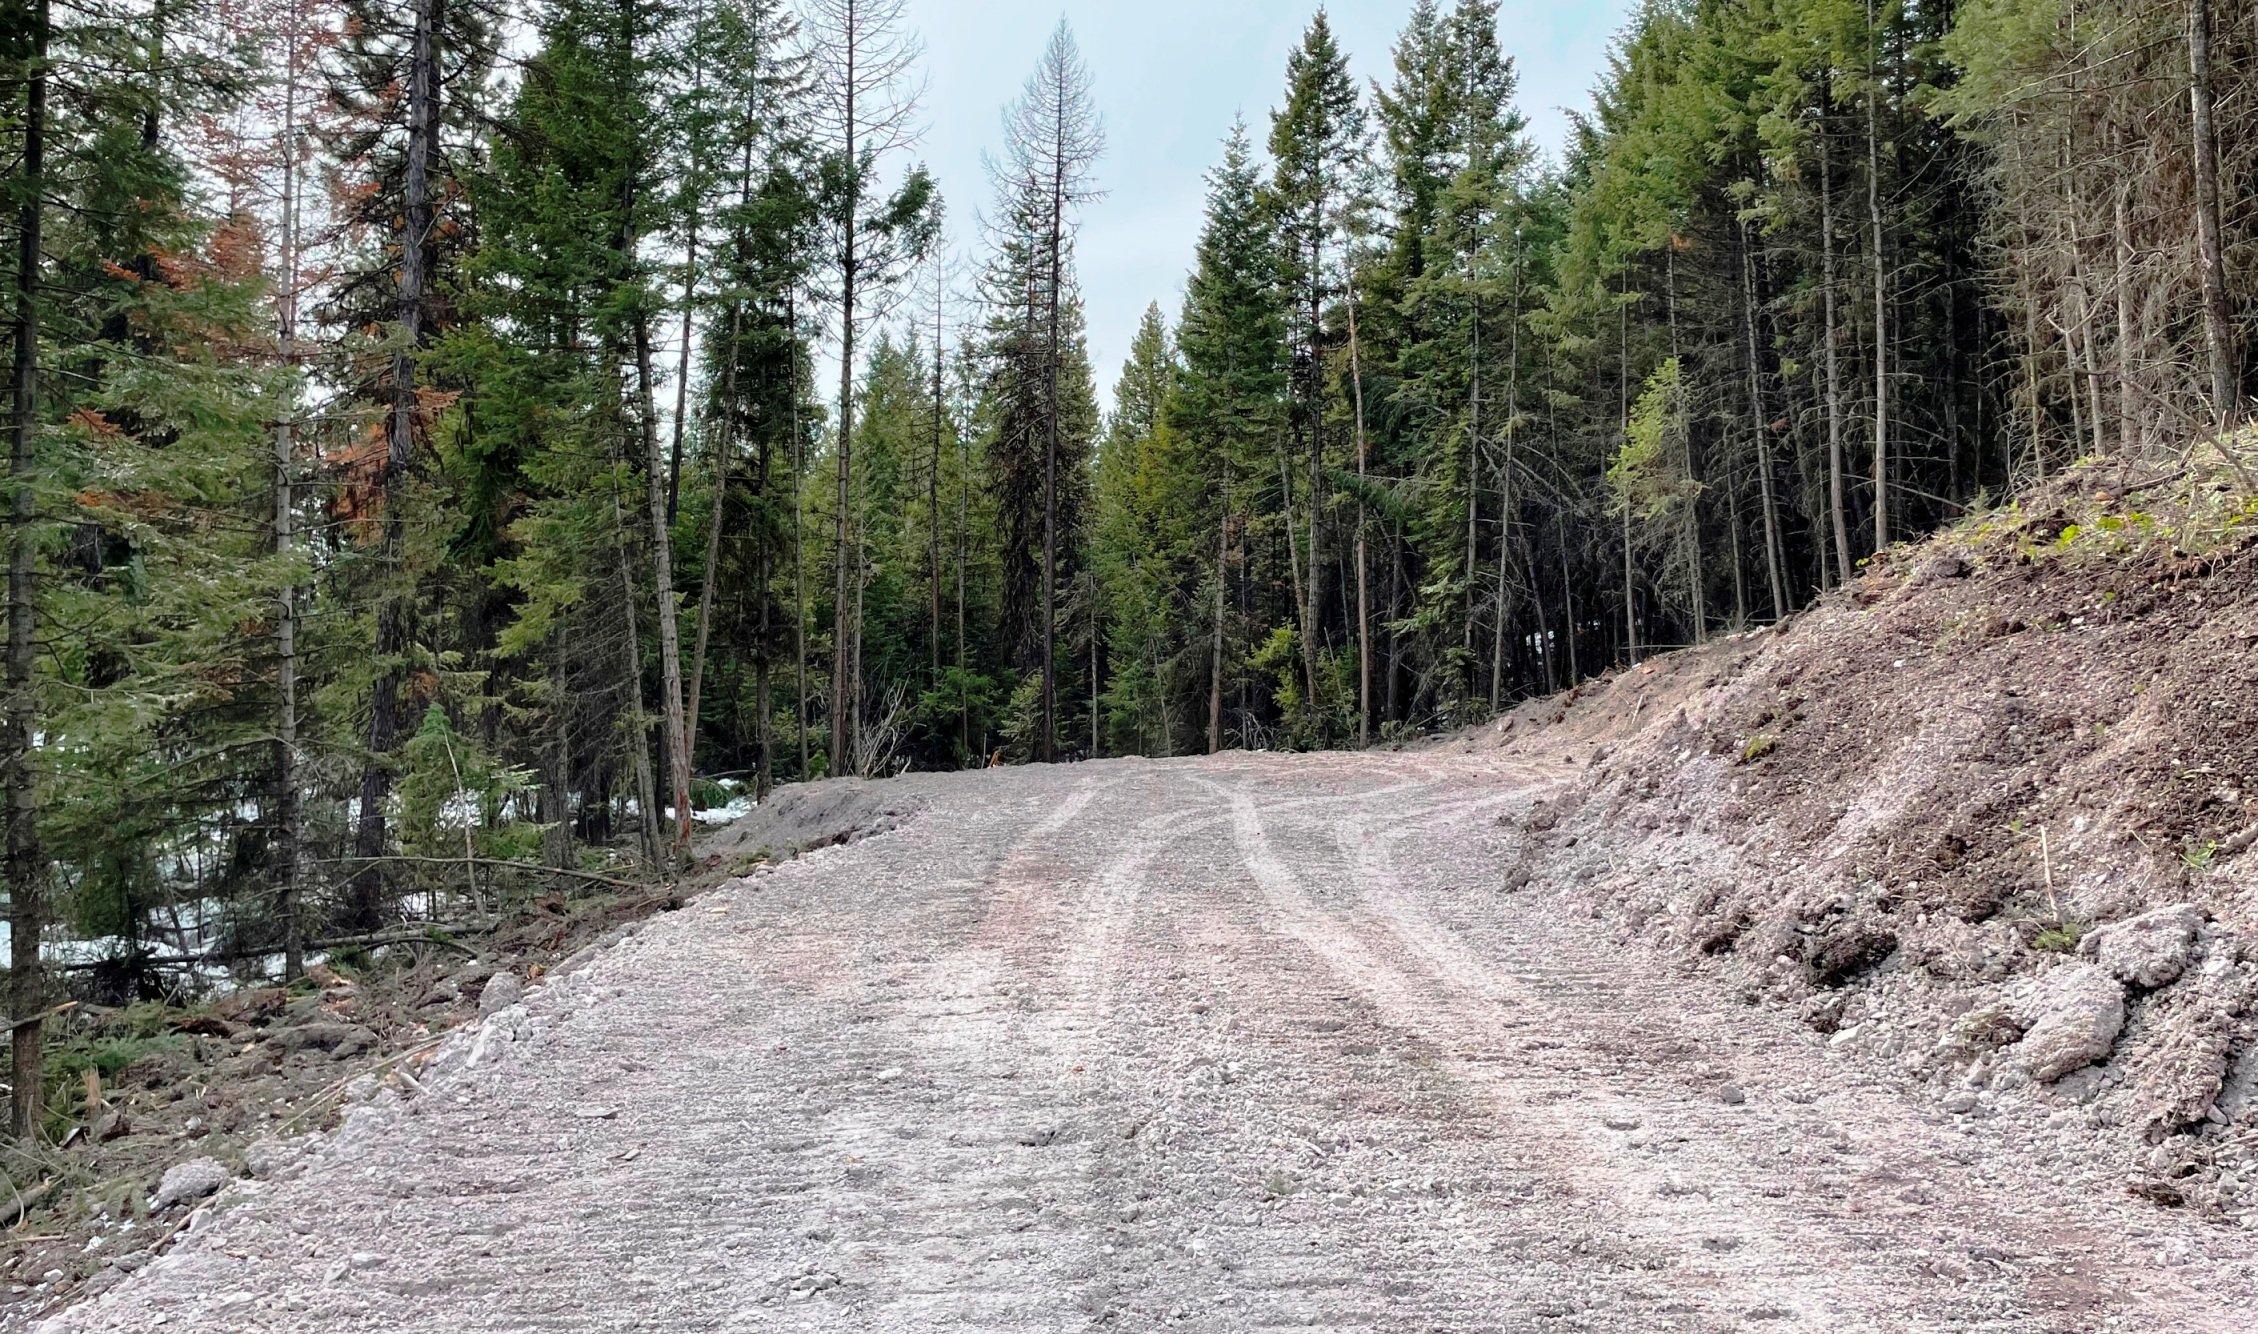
1498,455,2258,1220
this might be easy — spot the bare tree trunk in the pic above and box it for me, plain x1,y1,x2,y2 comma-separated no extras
1664,249,1702,645
831,52,860,778
1344,260,1371,747
1465,302,1481,671
2188,0,2241,435
352,0,437,929
635,310,693,851
1866,0,1890,552
1088,573,1099,758
2112,130,2137,456
1557,514,1579,684
685,298,743,774
1819,115,1853,580
273,12,307,979
956,402,971,760
1300,228,1324,719
666,0,708,526
1208,479,1228,755
610,463,660,866
928,281,945,682
7,0,51,1142
544,635,573,869
1490,268,1521,712
1040,130,1064,764
1741,220,1786,619
1620,279,1637,665
789,296,809,778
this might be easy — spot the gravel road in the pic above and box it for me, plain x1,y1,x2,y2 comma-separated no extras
47,751,2251,1331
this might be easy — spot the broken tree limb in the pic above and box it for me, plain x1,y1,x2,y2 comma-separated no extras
319,854,652,892
51,924,499,973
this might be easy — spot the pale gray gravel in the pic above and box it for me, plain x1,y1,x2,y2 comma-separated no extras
43,751,2254,1332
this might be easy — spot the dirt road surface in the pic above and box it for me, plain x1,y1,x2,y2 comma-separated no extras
47,752,2252,1331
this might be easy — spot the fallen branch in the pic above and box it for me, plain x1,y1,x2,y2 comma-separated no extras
274,1031,455,1136
3,1001,79,1034
320,854,652,892
52,923,500,973
0,1178,57,1231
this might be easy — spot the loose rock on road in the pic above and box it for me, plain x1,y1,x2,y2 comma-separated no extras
49,752,2248,1331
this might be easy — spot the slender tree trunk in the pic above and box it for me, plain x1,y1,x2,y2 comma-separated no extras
1490,268,1521,712
7,0,51,1142
1557,513,1579,683
545,635,573,869
2112,155,2136,457
788,296,809,777
686,300,743,773
1088,573,1099,758
634,309,693,848
1741,220,1786,619
928,279,945,683
831,43,860,776
1300,225,1324,718
2010,136,2047,480
1465,301,1481,670
666,0,708,526
1279,448,1306,682
1345,261,1371,747
1819,116,1853,580
1372,523,1390,731
1866,0,1890,551
352,0,437,928
1619,278,1637,665
1208,477,1228,754
1664,249,1703,644
956,400,971,759
274,17,306,979
2188,0,2240,435
1040,133,1065,764
610,461,660,866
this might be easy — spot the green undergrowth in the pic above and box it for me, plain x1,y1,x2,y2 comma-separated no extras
1948,435,2258,571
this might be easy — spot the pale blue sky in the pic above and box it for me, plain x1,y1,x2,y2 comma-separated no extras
896,0,1634,403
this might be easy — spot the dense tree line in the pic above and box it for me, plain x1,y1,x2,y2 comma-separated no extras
0,0,2252,1136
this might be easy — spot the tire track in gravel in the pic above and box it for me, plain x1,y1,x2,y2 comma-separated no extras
1208,756,2243,1332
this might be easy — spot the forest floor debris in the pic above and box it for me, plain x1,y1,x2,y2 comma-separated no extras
0,781,906,1323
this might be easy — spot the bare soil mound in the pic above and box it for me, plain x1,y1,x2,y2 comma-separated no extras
1497,458,2258,1220
693,777,928,872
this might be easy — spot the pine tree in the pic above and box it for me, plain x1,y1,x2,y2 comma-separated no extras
1174,123,1288,753
1267,10,1366,737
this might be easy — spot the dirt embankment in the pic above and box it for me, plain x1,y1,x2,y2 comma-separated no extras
1490,458,2258,1219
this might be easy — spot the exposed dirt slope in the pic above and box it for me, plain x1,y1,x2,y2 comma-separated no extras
1494,458,2258,1219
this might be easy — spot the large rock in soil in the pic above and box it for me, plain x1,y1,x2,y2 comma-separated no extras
2007,963,2125,1082
478,970,524,1015
2131,962,2257,1136
2080,903,2204,989
151,1157,231,1211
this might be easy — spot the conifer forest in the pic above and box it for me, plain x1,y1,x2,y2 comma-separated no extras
2,0,2256,1146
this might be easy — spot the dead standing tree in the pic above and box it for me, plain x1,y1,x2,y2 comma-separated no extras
802,0,934,778
996,19,1102,762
